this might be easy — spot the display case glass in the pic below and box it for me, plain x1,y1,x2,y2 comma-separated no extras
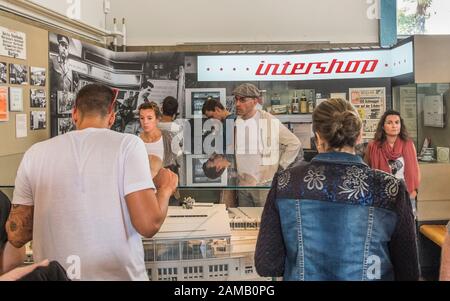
393,83,450,163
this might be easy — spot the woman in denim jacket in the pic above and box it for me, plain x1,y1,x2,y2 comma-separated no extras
255,98,419,281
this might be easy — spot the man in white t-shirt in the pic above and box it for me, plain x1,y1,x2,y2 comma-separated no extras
6,84,178,280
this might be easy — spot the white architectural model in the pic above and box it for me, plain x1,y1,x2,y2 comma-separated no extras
23,203,267,281
143,203,268,281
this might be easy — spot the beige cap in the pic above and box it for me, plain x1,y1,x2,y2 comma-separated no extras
232,83,261,98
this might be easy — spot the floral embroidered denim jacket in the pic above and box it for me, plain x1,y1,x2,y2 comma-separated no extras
255,152,419,281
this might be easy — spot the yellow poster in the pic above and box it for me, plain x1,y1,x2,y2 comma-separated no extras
0,86,9,121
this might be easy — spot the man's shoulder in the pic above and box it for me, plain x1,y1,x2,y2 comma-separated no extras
49,54,60,67
258,109,274,119
104,130,142,145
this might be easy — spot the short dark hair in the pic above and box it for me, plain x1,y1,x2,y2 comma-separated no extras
75,84,115,117
374,110,409,143
138,101,162,119
57,34,69,44
202,161,225,180
141,80,154,90
162,96,178,116
202,97,224,115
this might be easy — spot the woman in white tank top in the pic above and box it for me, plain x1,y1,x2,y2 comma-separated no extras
138,102,164,178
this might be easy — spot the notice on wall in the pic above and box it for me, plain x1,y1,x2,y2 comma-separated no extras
424,95,445,128
15,113,27,138
0,26,26,60
349,87,386,139
399,86,417,139
0,86,9,121
9,87,23,112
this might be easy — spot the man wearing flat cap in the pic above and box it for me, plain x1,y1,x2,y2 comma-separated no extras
50,34,72,92
233,83,302,207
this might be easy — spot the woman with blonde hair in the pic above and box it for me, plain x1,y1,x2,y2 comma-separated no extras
138,102,164,178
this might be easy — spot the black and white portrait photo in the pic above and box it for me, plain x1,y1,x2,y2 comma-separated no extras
57,117,74,135
30,111,46,130
30,89,47,108
57,90,75,114
49,34,73,92
9,64,28,85
0,62,7,84
49,32,185,137
30,67,46,86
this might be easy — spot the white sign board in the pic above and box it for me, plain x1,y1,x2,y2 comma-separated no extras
198,42,413,82
15,113,27,138
9,87,23,112
0,26,26,60
424,95,445,128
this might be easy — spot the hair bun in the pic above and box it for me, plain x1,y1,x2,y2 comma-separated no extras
312,98,362,150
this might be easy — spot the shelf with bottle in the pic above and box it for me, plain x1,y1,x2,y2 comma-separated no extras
287,89,315,115
266,89,316,116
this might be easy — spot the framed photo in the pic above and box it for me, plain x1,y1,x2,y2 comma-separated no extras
30,67,46,86
9,87,24,112
30,111,46,130
57,117,74,135
185,154,228,187
185,88,226,118
30,88,46,108
9,64,28,85
57,90,75,114
0,62,7,84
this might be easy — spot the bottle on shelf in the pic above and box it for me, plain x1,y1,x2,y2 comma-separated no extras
291,91,299,114
307,98,314,113
300,91,308,114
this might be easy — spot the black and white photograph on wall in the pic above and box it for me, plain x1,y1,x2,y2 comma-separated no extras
0,62,7,84
57,90,75,114
186,155,228,187
30,67,46,86
49,31,185,137
49,33,79,93
9,64,28,85
57,117,74,135
30,89,46,108
30,111,46,130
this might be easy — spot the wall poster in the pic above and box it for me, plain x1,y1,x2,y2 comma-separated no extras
0,86,9,121
0,26,26,60
349,87,386,139
49,32,184,137
399,86,417,140
424,95,445,128
9,87,23,112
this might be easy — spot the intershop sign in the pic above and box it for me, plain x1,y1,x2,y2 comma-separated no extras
198,42,413,82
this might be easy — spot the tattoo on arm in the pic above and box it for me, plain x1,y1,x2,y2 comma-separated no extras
6,205,34,248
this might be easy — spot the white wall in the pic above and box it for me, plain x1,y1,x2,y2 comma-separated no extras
28,0,106,30
107,0,379,46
